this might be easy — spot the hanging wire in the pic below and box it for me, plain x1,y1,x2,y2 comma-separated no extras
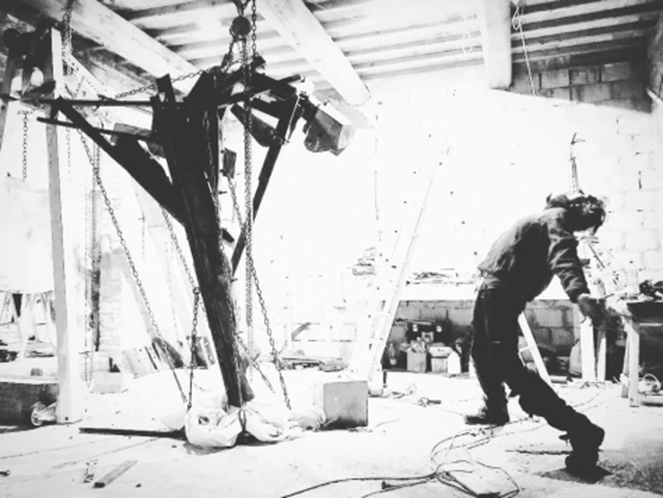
512,4,537,96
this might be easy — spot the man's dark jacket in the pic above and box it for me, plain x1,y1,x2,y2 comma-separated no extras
478,207,589,303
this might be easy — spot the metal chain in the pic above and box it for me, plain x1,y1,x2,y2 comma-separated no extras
187,287,201,411
226,171,290,409
61,0,75,75
20,111,29,181
241,35,255,378
77,131,187,404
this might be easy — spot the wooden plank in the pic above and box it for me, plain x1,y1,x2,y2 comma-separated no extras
10,0,199,92
518,313,552,386
596,323,607,381
93,459,137,488
622,318,641,407
257,0,371,106
43,28,83,424
477,0,512,89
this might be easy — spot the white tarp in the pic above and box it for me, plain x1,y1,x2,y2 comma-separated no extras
0,177,53,293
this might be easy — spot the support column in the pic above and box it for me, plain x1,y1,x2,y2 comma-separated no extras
44,28,83,423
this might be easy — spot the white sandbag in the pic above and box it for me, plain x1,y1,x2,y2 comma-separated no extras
184,405,242,449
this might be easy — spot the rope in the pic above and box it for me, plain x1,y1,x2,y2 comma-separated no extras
512,5,537,96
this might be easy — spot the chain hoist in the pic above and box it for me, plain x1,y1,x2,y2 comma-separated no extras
20,110,29,181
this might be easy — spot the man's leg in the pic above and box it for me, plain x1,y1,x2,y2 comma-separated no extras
465,288,522,425
507,368,604,474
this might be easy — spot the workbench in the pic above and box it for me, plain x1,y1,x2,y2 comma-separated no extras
618,300,663,407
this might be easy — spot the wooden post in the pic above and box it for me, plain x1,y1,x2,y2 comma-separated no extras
0,53,20,154
580,319,596,382
44,28,82,423
595,323,607,381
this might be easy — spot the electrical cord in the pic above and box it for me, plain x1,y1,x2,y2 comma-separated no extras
278,472,438,498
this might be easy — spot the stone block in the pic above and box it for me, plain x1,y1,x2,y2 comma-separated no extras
315,378,368,428
571,83,612,103
625,229,660,252
570,67,600,86
541,69,570,89
601,62,633,82
532,308,564,328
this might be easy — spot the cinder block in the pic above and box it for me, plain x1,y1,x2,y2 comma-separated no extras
609,250,644,270
599,212,646,231
596,229,626,250
625,229,660,252
631,134,656,154
571,83,612,103
622,191,658,212
532,308,564,328
618,115,653,135
510,68,539,94
611,80,644,100
315,378,368,428
639,168,663,189
541,69,570,89
570,67,600,86
601,62,632,82
92,372,132,394
644,250,663,271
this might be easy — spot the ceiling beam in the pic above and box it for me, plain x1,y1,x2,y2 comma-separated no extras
257,0,371,106
477,0,512,89
10,0,199,93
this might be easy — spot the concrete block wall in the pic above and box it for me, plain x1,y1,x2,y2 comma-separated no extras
255,51,663,359
511,59,650,112
387,299,577,357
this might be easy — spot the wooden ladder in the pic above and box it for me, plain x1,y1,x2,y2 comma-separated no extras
348,157,442,381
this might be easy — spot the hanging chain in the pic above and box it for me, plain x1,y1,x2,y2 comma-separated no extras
241,25,255,379
77,131,187,404
187,287,201,411
61,0,75,75
20,111,29,181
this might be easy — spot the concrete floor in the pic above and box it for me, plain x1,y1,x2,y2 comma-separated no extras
0,364,662,498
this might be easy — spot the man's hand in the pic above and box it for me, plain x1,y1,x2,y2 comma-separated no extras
577,293,606,325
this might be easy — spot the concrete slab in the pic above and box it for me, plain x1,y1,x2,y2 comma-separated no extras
0,370,661,498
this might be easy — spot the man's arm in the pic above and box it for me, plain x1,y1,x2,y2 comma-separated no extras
546,219,590,303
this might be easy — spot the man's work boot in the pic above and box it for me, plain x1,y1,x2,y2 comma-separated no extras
464,403,509,426
565,423,605,476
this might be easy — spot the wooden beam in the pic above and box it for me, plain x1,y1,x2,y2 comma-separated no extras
257,0,371,106
477,0,512,89
43,27,83,424
9,0,199,92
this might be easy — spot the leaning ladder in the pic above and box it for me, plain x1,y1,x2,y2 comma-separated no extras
348,156,442,381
